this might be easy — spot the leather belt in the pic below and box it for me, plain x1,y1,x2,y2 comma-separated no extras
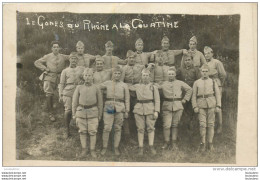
137,100,153,103
164,98,182,101
106,98,125,103
197,94,214,98
79,104,97,109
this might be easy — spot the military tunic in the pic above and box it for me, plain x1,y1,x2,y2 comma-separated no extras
76,53,96,68
181,49,206,68
135,51,153,65
102,54,127,70
150,64,170,85
151,50,183,66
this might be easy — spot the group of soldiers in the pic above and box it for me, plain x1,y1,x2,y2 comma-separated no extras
34,35,226,158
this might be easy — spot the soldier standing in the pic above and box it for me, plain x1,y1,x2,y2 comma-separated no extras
129,68,160,156
181,36,206,68
159,67,192,150
59,52,85,138
100,66,130,156
204,46,226,134
134,38,155,65
102,41,127,70
34,41,69,121
75,41,96,68
72,68,103,158
192,64,221,152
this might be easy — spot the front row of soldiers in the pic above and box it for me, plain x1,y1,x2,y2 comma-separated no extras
55,50,221,158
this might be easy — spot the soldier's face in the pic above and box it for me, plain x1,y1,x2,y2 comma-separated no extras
161,41,170,50
128,56,136,65
201,69,209,78
189,41,197,50
83,73,94,83
69,56,78,67
184,57,192,67
113,71,121,81
142,72,150,82
204,50,213,60
106,46,114,54
168,70,176,81
76,46,84,55
52,44,60,54
96,61,104,71
135,43,143,51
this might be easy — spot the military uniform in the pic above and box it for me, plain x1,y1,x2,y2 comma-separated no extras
150,64,170,84
100,78,130,155
75,41,96,68
93,69,112,85
72,69,103,158
134,38,154,65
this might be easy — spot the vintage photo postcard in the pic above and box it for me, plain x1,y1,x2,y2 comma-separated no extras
3,3,257,166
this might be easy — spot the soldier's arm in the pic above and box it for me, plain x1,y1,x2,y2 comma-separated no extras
34,55,48,71
200,52,207,66
149,50,157,63
216,61,227,86
173,49,186,56
72,86,80,117
153,85,160,113
120,66,126,82
214,80,222,108
96,86,103,118
117,57,128,65
124,84,130,113
58,70,66,97
181,81,193,101
195,67,201,80
128,84,137,91
191,81,198,108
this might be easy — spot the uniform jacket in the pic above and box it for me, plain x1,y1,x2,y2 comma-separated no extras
76,53,96,68
176,65,201,87
135,51,153,65
93,69,112,85
206,58,227,87
151,50,183,66
150,64,170,84
102,54,127,70
121,64,145,84
181,49,206,68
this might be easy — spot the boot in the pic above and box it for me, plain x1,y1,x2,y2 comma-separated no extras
137,132,144,148
79,148,88,158
90,135,97,157
149,146,157,155
198,142,206,152
162,141,170,150
64,111,72,138
101,148,107,156
208,143,214,152
90,150,97,158
47,96,55,121
216,111,223,134
114,147,120,156
170,140,178,151
101,131,109,155
138,147,144,156
114,131,121,150
79,133,88,157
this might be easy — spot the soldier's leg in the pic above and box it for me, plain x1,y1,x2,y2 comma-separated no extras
101,112,114,155
171,110,183,150
76,117,88,157
135,114,145,155
216,87,223,134
113,113,124,156
146,114,157,155
63,96,72,138
207,108,216,151
88,117,99,158
44,81,55,121
198,108,207,152
162,111,172,149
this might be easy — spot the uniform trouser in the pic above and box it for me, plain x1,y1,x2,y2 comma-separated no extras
76,117,99,150
216,87,223,129
103,112,124,148
62,96,73,133
134,114,156,147
198,108,215,144
162,110,183,142
44,81,57,114
123,96,137,137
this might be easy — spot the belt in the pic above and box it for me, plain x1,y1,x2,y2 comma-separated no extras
197,94,214,98
137,100,153,103
79,103,97,109
106,98,125,103
164,98,182,101
66,83,78,85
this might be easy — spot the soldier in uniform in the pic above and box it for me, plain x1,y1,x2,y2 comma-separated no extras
181,36,206,68
100,66,130,156
192,64,221,152
34,41,69,121
159,67,192,150
204,46,226,134
134,38,155,65
151,36,187,67
59,52,85,138
75,41,96,68
176,53,201,132
72,68,103,158
93,55,112,85
102,41,127,70
129,68,160,156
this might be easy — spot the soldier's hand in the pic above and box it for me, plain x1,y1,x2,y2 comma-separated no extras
215,107,221,113
59,96,63,103
181,99,187,104
183,49,188,55
124,112,128,119
154,112,158,120
194,107,199,113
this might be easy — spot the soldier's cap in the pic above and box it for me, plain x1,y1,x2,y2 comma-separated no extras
200,64,210,71
83,68,94,75
126,50,136,58
135,38,144,45
168,66,177,73
51,41,60,47
95,55,104,63
76,41,84,48
113,65,123,73
204,46,213,53
189,36,197,44
69,52,78,59
141,68,151,75
161,36,170,43
105,41,114,47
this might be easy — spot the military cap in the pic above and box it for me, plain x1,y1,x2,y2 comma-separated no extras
51,41,60,47
105,41,114,47
141,68,151,75
95,55,104,63
161,36,170,43
113,65,123,73
126,50,136,58
189,36,197,44
135,38,144,45
200,64,210,71
76,41,84,48
83,68,94,75
69,52,78,59
204,46,213,53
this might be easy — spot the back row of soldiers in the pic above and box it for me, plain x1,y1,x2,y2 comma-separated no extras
34,36,226,158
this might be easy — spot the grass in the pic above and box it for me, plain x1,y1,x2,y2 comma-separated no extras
16,72,237,164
